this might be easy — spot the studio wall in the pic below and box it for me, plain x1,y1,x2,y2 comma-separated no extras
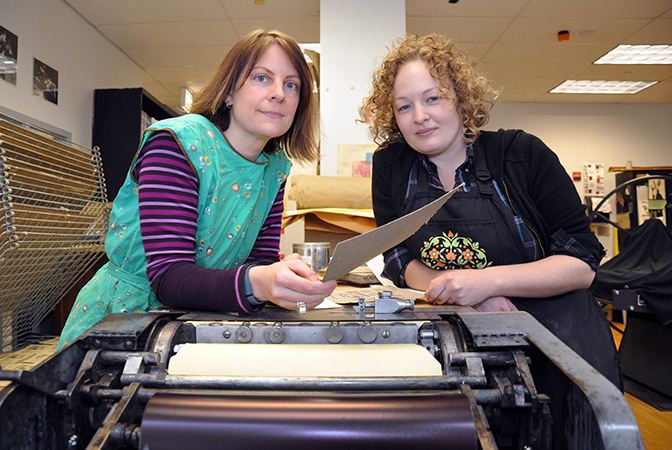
0,0,142,147
488,102,672,256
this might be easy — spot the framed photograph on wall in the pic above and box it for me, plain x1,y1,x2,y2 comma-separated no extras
0,24,18,86
33,58,58,104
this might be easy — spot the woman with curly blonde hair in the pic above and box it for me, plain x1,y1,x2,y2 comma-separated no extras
362,33,495,148
364,34,621,391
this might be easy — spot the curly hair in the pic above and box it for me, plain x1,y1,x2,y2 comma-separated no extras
360,34,497,148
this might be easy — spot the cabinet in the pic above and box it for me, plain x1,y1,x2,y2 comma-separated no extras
92,88,179,200
614,168,672,249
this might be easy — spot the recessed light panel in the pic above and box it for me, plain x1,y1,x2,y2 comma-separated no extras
550,80,657,94
594,45,672,65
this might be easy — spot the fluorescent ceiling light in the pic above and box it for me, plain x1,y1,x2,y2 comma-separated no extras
550,80,657,95
594,45,672,65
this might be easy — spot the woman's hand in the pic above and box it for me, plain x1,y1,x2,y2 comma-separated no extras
410,255,595,307
424,269,495,307
424,271,517,311
248,253,337,310
472,296,518,312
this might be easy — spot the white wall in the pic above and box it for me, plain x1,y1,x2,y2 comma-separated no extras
487,102,672,256
0,0,142,147
488,103,672,187
319,0,405,176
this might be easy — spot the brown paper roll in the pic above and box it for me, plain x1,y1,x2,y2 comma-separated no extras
289,174,372,210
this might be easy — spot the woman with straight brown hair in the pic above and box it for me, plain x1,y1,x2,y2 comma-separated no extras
58,30,335,349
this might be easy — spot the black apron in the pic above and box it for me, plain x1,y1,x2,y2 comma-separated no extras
402,148,622,389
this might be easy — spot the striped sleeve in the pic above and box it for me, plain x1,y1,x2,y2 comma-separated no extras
382,245,414,287
135,131,200,280
247,182,285,265
135,130,266,313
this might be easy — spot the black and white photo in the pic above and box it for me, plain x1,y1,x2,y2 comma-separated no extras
0,25,18,86
33,57,58,104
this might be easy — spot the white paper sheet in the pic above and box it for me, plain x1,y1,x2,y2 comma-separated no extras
168,343,442,377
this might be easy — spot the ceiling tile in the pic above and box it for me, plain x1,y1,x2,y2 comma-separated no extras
222,0,319,19
97,21,239,49
144,65,219,84
65,0,229,24
406,0,529,17
619,93,672,103
493,78,565,95
500,17,651,44
624,18,672,44
455,43,492,61
482,42,614,70
229,17,320,43
495,91,547,103
536,92,632,103
519,0,672,19
126,45,232,68
483,61,584,81
60,0,672,104
406,16,513,43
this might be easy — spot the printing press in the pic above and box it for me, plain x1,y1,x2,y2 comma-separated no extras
0,293,643,450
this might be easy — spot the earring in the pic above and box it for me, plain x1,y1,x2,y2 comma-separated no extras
226,102,232,109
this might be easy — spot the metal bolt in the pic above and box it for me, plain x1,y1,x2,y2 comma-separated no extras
326,324,344,344
268,325,286,344
235,325,253,343
358,323,377,344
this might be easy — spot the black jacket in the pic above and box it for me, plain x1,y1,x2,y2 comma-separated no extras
372,128,604,270
372,129,621,393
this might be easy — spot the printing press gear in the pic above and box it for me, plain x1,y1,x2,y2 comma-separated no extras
0,299,643,450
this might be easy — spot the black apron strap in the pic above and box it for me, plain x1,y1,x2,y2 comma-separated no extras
472,145,493,195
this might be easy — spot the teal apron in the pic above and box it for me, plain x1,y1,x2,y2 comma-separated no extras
58,114,291,348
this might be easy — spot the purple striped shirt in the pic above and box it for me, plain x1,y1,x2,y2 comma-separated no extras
133,130,285,312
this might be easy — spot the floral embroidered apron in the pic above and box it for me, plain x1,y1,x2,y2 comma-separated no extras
402,146,621,389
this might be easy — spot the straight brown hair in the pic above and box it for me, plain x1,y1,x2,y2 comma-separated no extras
190,29,319,164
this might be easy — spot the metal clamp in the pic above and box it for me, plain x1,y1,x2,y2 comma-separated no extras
354,291,415,316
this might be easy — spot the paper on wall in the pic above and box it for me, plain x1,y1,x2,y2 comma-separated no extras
647,178,667,225
637,185,651,225
583,163,605,197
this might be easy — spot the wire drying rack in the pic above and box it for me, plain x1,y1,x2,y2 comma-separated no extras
0,113,109,352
